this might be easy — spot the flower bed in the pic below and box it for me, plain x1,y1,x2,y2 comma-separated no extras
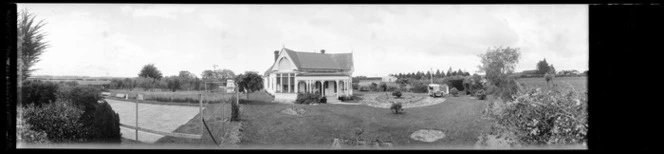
360,93,445,109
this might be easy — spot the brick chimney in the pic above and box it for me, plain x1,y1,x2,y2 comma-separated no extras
320,49,326,54
274,50,279,62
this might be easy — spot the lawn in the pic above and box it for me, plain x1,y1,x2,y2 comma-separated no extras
153,91,273,147
239,93,491,149
517,76,587,91
130,90,490,149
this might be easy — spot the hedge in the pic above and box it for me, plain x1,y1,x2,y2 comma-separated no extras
21,85,122,143
21,80,59,107
295,92,323,104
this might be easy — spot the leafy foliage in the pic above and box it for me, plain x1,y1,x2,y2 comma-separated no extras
22,102,88,143
411,82,428,93
295,92,322,104
392,91,402,98
23,85,122,143
235,71,264,93
450,87,459,97
17,117,49,144
477,46,521,87
18,8,49,80
138,64,163,80
390,102,403,114
21,80,59,107
485,85,588,146
536,58,551,75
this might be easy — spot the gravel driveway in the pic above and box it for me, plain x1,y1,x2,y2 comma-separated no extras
106,99,203,143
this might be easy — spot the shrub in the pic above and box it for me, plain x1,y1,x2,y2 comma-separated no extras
65,86,104,112
22,102,89,143
43,85,121,143
81,101,122,143
493,78,521,101
21,80,59,107
485,85,587,146
320,97,327,103
231,100,240,121
390,102,403,114
476,89,487,100
392,91,402,98
295,92,322,104
411,83,428,93
450,88,459,97
17,116,49,144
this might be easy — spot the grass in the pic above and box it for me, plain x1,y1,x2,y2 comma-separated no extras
151,91,274,147
239,92,491,149
108,89,241,104
122,90,490,149
517,76,587,92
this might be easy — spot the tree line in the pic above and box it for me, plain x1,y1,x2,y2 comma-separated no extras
389,67,472,80
108,64,238,92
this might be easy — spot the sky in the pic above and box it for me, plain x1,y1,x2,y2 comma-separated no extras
20,4,588,78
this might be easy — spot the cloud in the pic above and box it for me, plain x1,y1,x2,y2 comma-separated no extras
120,5,195,19
28,4,587,77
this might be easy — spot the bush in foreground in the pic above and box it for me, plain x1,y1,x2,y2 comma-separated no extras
22,102,89,143
22,85,121,143
21,80,59,107
17,116,50,144
484,84,587,146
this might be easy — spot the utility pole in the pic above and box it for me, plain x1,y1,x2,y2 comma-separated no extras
430,68,434,84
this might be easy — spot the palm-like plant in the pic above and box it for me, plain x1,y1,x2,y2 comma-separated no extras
18,8,49,80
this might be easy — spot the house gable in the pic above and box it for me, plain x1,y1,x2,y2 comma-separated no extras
270,49,298,73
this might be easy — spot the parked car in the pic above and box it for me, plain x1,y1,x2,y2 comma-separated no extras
428,84,447,97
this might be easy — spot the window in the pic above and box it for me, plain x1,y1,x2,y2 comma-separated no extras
290,74,295,93
276,74,281,92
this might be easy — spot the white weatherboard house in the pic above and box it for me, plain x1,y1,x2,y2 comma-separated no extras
263,47,354,103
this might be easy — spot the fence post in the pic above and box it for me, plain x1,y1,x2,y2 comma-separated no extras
136,99,139,141
199,93,203,143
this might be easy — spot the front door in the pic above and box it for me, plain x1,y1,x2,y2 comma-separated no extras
325,81,336,97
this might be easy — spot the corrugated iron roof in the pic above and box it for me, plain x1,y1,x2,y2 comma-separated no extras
264,47,353,76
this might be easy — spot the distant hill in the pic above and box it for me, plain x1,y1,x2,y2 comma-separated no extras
28,75,128,81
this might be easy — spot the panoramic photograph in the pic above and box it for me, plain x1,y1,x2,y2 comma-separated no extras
15,4,588,149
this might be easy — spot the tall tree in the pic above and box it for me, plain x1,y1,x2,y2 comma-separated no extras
446,67,453,77
440,69,446,77
138,64,163,84
549,64,556,74
235,71,264,100
201,70,215,81
165,76,181,92
18,9,49,80
425,71,431,80
215,69,236,85
435,69,441,78
178,70,195,79
477,46,521,85
536,58,550,75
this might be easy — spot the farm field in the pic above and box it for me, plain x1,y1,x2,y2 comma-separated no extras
517,76,587,91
